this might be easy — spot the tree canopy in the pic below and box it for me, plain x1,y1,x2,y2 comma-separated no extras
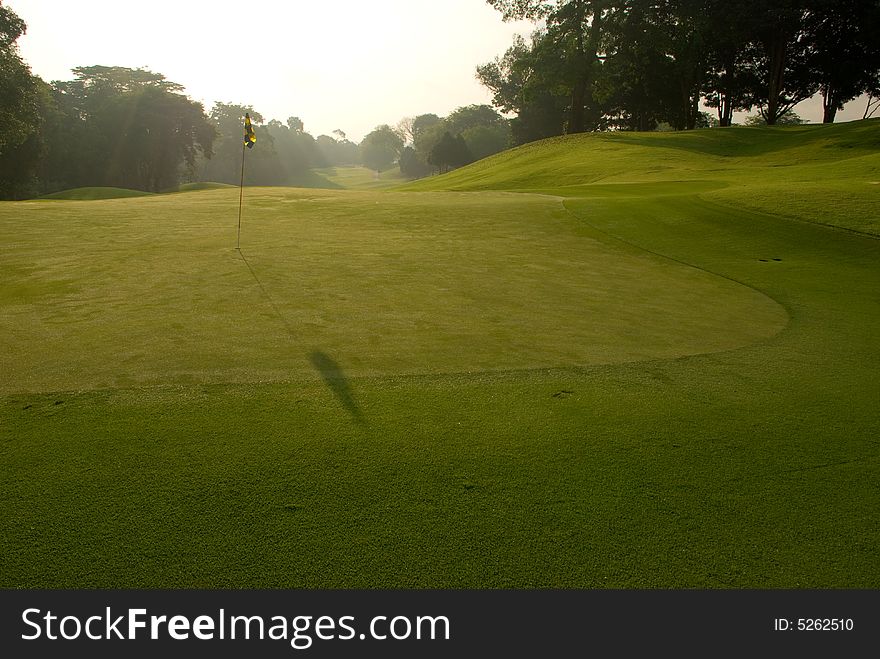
360,124,404,172
2,0,878,197
0,1,40,197
480,0,880,141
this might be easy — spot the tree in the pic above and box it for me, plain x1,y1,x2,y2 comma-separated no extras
360,124,404,172
287,116,304,133
445,104,504,134
487,0,609,134
460,124,510,160
702,0,760,126
601,1,689,131
865,74,880,119
395,116,415,145
0,1,40,197
444,105,510,160
806,0,880,123
664,0,712,130
412,114,446,165
741,0,818,125
264,118,324,182
315,132,359,166
36,66,216,192
476,32,569,143
428,131,472,173
201,102,276,186
399,145,431,178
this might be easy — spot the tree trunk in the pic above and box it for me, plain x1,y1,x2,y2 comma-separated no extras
569,78,587,133
822,86,838,123
765,34,787,125
718,92,733,127
718,52,735,127
686,94,699,130
567,1,605,134
865,95,880,119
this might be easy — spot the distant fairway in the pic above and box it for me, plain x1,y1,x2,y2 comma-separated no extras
1,120,878,588
313,165,408,189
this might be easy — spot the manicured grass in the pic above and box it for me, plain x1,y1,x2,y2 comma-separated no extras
0,189,784,393
1,121,878,588
405,120,880,236
314,166,408,189
168,182,237,192
39,186,155,200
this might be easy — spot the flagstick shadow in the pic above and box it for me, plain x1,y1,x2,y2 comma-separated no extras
236,251,367,428
237,249,300,338
309,351,368,427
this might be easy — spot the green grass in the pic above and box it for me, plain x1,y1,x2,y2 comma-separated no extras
404,120,880,236
167,182,237,192
313,166,408,189
39,186,155,200
1,121,878,588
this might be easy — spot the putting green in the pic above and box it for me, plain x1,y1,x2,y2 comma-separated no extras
0,188,785,394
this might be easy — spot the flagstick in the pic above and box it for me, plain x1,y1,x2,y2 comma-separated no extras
236,141,246,250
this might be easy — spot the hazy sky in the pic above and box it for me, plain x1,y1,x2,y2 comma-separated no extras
10,0,533,141
9,0,872,141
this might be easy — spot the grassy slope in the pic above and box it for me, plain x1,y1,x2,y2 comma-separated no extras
1,122,878,588
167,182,237,192
312,166,408,190
405,120,880,236
39,187,155,200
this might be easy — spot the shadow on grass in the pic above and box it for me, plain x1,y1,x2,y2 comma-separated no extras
309,350,367,427
236,251,366,427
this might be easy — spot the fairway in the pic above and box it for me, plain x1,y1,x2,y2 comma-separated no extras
1,121,878,588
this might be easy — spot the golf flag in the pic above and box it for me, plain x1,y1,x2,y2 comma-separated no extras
244,113,256,149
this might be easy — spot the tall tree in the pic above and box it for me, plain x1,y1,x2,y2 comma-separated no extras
314,130,359,167
360,124,404,172
42,66,215,192
807,0,880,123
741,0,817,125
444,104,510,158
399,145,431,178
395,116,415,145
702,0,759,126
201,103,278,186
428,131,472,173
445,104,504,134
0,1,40,197
265,118,324,182
487,0,609,133
411,114,446,164
477,32,569,143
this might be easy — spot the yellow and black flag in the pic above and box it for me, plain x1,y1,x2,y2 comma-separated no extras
244,113,256,149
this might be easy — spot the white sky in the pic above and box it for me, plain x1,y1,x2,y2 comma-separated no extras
9,0,872,141
9,0,532,142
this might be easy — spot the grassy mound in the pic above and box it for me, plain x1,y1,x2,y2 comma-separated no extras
39,186,154,200
405,119,880,236
1,121,878,588
168,182,237,192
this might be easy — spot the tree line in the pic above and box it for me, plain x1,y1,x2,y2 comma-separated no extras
0,2,514,199
3,1,879,198
479,0,880,143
